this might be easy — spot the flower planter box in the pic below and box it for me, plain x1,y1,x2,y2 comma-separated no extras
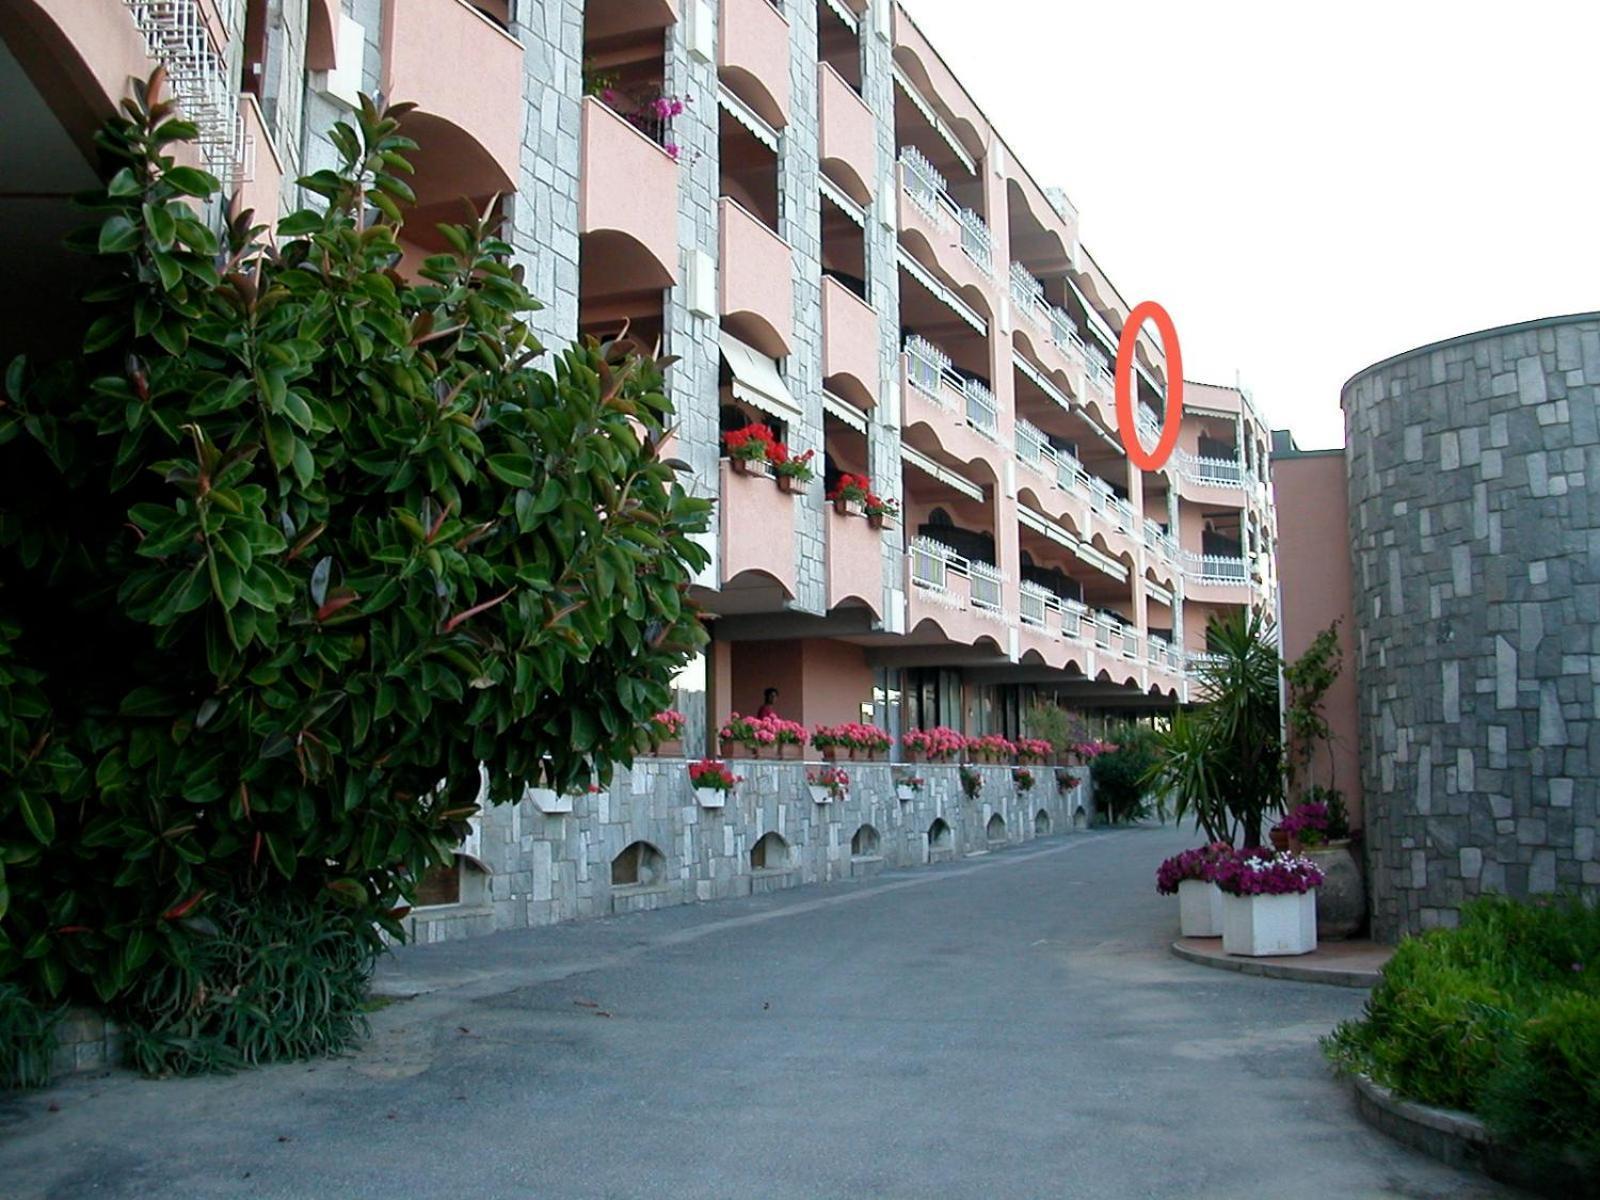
694,787,727,810
808,785,839,804
650,737,684,758
775,474,807,495
895,784,917,802
721,739,763,759
526,786,573,815
1220,890,1317,956
776,742,803,760
903,748,927,764
1178,879,1225,938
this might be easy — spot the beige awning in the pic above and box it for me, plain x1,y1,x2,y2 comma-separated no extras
721,331,800,422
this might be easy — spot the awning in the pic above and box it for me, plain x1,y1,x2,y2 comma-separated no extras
901,445,983,501
822,389,867,432
721,331,800,422
717,85,779,151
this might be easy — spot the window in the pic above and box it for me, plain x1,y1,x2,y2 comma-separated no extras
612,841,666,888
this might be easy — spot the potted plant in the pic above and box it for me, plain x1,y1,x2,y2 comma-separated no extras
892,769,924,802
1156,843,1233,938
902,726,965,763
845,722,892,761
968,734,1015,765
828,473,871,515
959,764,983,801
1012,766,1035,793
760,716,808,760
1015,738,1052,766
688,759,740,809
807,765,849,804
719,713,775,758
768,443,815,494
862,492,900,530
525,774,597,815
724,422,775,475
1211,849,1324,956
1054,767,1081,791
647,708,686,757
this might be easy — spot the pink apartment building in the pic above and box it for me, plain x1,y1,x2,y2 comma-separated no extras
4,0,1280,932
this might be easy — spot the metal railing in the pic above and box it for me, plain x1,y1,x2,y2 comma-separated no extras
124,0,248,181
1010,263,1084,360
1177,451,1245,487
909,539,1005,619
1018,580,1058,630
1084,345,1112,391
899,148,992,275
905,336,997,440
1183,552,1248,583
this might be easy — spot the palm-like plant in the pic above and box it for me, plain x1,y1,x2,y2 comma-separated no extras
1147,609,1284,846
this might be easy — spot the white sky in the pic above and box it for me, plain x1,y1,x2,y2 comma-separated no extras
900,0,1600,449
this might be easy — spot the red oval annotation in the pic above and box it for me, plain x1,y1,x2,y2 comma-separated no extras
1114,300,1183,472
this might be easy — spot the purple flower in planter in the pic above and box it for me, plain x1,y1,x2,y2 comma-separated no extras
1155,842,1234,895
1211,848,1325,897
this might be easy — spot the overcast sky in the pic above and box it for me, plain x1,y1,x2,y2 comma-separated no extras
901,0,1600,449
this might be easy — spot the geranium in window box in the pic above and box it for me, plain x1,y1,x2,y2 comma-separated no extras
525,776,599,816
1014,738,1052,765
902,726,965,763
1011,767,1036,793
646,708,686,757
959,764,983,800
719,713,776,758
968,734,1015,765
688,759,741,809
724,423,775,474
807,765,849,804
1156,843,1234,938
768,443,815,494
813,722,891,761
763,716,808,760
892,768,924,802
1054,768,1082,791
1212,849,1324,956
863,493,899,530
828,473,871,515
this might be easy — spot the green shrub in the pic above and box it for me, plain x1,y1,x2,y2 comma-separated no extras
120,894,377,1076
1090,728,1158,824
0,982,64,1089
1324,896,1600,1166
0,78,709,1076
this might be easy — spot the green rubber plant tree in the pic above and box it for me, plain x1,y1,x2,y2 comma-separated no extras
0,72,710,1075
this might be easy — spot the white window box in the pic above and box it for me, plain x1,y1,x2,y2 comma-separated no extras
695,787,727,810
525,787,573,815
895,784,917,802
808,785,841,804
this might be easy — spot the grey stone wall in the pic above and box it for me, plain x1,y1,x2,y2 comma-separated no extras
403,759,1094,944
1344,313,1600,940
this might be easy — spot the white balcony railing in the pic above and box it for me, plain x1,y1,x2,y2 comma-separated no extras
124,0,248,181
1010,263,1084,361
905,335,997,441
1084,345,1112,391
900,147,992,276
1177,451,1246,488
910,539,1007,621
1182,552,1248,583
1018,580,1059,630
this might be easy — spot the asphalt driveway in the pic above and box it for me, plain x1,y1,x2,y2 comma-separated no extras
0,825,1514,1199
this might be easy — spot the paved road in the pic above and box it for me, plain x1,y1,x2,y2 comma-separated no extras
0,825,1513,1199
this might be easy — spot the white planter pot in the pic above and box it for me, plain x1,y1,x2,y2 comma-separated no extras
1177,879,1224,938
1220,890,1318,957
808,785,839,804
694,787,726,810
895,784,917,802
525,786,573,815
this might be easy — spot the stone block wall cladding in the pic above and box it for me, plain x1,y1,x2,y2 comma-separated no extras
401,763,1096,943
1343,313,1600,941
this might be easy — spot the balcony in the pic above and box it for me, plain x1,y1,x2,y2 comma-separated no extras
821,276,879,407
817,61,875,204
1181,551,1251,604
719,460,797,602
826,507,883,617
902,337,1002,469
897,148,994,297
720,0,791,127
383,0,524,208
906,539,1008,649
1009,264,1086,377
719,197,794,355
1176,449,1246,495
580,97,680,288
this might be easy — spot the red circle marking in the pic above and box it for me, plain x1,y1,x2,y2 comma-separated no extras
1114,300,1183,472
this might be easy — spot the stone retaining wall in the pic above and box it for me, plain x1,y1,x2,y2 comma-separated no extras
402,759,1094,944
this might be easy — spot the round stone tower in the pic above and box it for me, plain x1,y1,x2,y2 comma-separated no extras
1343,312,1600,940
